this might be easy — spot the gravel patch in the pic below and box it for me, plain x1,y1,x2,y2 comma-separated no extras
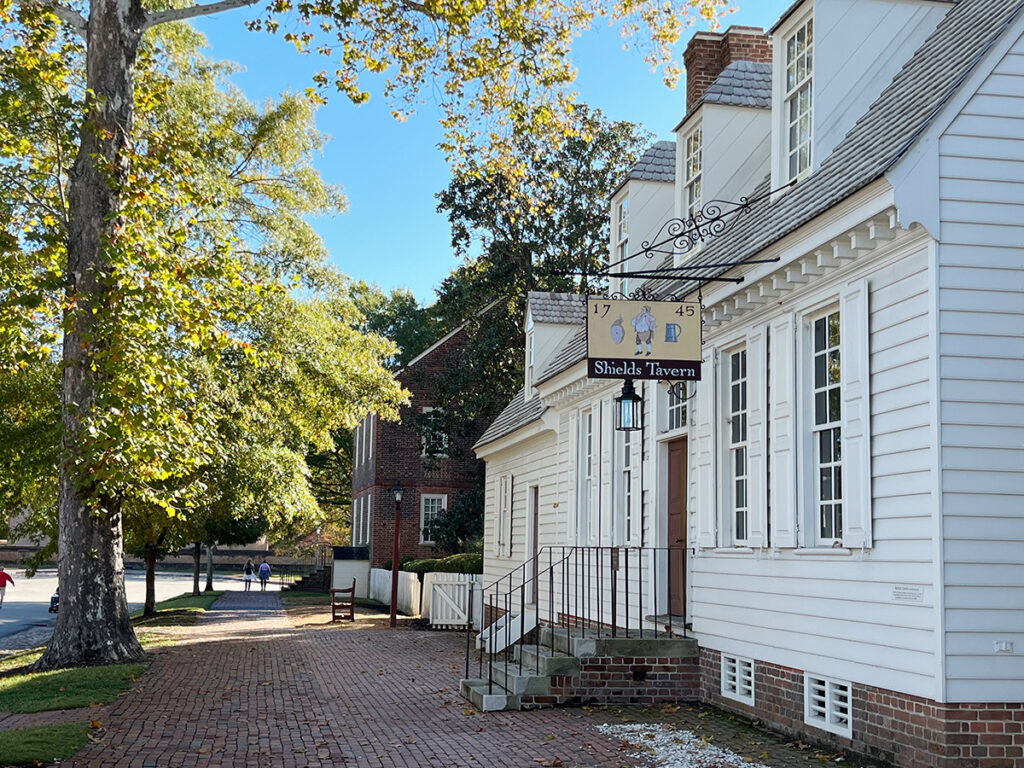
598,723,771,768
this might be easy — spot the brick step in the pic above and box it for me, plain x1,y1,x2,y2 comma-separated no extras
459,678,519,712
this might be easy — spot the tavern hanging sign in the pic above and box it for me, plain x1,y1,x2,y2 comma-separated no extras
586,297,702,381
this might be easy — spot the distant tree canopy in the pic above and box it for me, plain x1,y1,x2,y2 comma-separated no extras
374,108,651,552
430,106,652,436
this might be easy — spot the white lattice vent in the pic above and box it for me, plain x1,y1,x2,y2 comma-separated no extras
721,654,755,705
804,674,853,737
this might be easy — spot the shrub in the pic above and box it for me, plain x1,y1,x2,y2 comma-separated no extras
402,558,441,575
380,555,417,571
436,553,483,574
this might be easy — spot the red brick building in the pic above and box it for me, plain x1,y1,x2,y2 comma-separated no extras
350,326,484,567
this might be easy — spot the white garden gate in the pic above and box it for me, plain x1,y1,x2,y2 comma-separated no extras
428,573,483,630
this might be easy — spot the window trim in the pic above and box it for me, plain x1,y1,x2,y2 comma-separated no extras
419,493,447,545
684,126,703,220
420,406,449,458
613,193,630,295
725,346,749,546
808,306,842,546
782,13,814,182
663,381,688,435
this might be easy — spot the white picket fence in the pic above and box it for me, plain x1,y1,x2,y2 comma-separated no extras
369,568,421,616
425,573,483,630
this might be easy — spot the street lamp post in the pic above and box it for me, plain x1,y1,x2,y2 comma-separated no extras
389,483,404,628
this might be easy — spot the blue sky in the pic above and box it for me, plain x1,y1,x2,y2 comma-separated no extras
195,1,791,304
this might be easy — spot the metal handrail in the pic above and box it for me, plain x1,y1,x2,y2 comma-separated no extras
468,545,688,696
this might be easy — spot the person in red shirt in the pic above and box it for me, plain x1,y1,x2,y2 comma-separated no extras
0,566,14,609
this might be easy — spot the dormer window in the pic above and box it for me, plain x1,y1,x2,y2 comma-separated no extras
784,17,814,181
684,127,702,220
526,314,535,392
615,196,630,293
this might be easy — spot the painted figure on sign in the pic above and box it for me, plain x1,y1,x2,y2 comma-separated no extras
610,316,625,345
631,306,657,356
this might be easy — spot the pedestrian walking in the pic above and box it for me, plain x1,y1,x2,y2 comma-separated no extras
258,560,271,592
242,558,256,592
0,566,14,609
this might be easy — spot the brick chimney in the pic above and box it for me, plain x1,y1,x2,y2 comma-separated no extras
684,25,772,112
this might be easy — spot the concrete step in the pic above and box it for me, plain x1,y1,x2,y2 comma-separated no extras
513,644,581,677
541,626,698,659
488,661,551,696
459,678,520,712
477,609,537,654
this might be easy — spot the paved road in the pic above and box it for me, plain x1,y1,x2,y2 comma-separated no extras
0,569,280,648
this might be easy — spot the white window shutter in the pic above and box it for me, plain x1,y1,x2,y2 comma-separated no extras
769,314,798,548
694,347,718,548
567,411,577,545
506,475,515,557
493,476,500,550
745,327,767,548
840,279,872,549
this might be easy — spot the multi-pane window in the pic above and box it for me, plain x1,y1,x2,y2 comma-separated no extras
615,197,630,293
365,415,373,464
421,407,448,457
728,349,749,543
813,310,842,543
352,493,372,546
496,475,511,555
685,128,702,220
420,494,446,544
615,198,629,264
578,410,595,542
785,18,814,180
617,429,634,544
667,383,687,431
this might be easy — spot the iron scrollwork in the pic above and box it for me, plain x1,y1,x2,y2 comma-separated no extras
639,198,754,260
605,286,683,303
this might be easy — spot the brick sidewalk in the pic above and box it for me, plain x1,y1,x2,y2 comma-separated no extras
61,592,634,768
2,592,885,767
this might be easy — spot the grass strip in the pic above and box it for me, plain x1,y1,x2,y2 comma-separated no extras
0,649,44,675
0,721,92,766
0,663,145,713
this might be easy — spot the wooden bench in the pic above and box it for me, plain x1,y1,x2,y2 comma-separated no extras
331,579,356,622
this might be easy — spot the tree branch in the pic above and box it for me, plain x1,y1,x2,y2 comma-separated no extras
144,0,256,29
43,3,87,35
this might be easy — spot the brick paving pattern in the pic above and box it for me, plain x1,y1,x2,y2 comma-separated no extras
1,592,888,767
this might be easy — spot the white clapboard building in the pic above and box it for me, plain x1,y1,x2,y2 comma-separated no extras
472,1,1024,765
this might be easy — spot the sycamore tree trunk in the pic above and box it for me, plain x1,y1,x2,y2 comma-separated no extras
37,0,147,669
192,542,201,596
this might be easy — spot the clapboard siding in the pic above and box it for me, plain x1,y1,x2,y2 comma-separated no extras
938,31,1024,703
690,245,938,699
481,433,559,591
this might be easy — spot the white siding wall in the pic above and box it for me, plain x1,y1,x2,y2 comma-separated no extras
937,33,1024,703
690,242,940,700
481,433,560,590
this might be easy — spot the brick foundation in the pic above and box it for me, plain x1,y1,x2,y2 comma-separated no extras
699,648,1024,768
520,652,701,709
